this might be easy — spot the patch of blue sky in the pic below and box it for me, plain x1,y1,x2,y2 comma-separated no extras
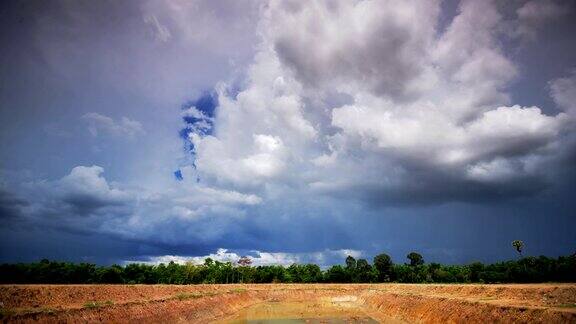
180,91,217,141
173,170,184,181
177,91,219,179
181,91,217,118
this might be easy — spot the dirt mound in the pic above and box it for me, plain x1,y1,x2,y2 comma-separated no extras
1,284,574,323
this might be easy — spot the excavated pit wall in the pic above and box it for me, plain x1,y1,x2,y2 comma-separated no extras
1,284,575,323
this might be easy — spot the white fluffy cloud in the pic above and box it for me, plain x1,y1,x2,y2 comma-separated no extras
57,166,131,206
4,164,264,247
186,0,575,204
82,113,145,139
126,248,363,267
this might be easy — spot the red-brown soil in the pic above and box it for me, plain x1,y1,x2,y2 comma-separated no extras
1,284,575,323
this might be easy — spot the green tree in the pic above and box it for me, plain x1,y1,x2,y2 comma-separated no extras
204,257,214,267
468,262,484,282
407,252,424,266
355,259,375,283
237,256,252,283
97,265,124,283
2,251,576,284
373,253,393,282
324,265,347,283
345,255,356,269
345,255,357,282
304,264,322,283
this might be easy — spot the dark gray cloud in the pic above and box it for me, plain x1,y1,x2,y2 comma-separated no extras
514,0,573,42
271,1,440,101
0,189,27,222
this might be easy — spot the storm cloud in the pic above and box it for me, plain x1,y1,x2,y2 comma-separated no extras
1,0,575,265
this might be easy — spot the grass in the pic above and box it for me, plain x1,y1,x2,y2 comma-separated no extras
174,292,202,301
173,291,223,301
556,303,576,308
478,297,497,301
83,300,114,309
34,307,56,315
0,308,15,319
229,288,247,293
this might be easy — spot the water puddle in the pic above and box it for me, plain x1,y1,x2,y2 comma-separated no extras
227,319,377,323
218,300,400,323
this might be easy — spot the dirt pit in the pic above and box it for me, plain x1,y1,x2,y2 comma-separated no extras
218,301,383,323
1,284,575,323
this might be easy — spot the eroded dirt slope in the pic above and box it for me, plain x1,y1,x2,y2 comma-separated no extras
1,284,575,323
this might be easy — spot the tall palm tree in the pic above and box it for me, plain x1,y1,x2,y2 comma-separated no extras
512,240,524,258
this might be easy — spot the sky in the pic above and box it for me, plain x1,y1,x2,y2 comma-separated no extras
1,0,575,267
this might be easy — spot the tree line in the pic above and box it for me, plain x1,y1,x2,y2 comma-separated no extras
1,252,574,284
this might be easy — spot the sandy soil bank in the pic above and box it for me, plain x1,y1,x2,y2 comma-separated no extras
1,284,575,323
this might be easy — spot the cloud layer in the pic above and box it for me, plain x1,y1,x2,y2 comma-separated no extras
188,0,575,205
126,248,363,268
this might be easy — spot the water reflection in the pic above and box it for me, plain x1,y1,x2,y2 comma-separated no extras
220,301,383,323
234,318,378,323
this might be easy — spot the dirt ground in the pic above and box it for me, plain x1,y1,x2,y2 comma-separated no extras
1,283,575,323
